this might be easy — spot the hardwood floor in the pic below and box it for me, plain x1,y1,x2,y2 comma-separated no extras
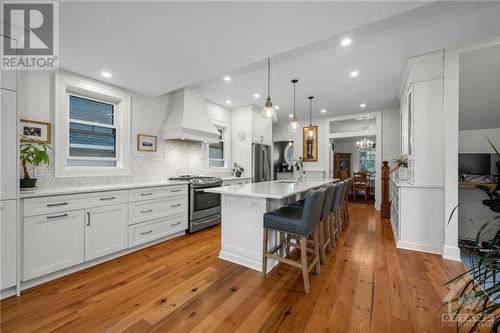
1,204,465,332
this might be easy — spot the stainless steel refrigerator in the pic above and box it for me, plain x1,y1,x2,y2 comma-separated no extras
252,143,272,183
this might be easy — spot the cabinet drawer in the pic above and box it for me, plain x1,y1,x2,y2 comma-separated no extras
24,190,129,217
128,214,187,248
129,185,188,202
23,210,85,280
129,196,187,225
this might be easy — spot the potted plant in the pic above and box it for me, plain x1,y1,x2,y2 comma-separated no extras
19,137,51,189
393,154,409,180
293,157,303,171
231,162,244,178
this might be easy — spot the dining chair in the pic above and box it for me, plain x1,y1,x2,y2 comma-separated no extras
353,171,368,200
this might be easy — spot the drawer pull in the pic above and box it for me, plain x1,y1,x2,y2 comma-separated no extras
140,209,153,214
87,212,91,226
46,202,68,207
140,192,153,196
171,222,181,226
171,203,181,208
46,213,68,219
140,230,153,235
171,189,182,193
100,196,116,201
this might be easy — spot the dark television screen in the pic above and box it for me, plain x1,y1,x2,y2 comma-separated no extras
459,153,491,175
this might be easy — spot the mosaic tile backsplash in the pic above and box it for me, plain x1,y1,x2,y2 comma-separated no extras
31,140,227,189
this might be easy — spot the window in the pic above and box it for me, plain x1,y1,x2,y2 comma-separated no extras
359,151,376,176
55,73,130,177
209,128,225,168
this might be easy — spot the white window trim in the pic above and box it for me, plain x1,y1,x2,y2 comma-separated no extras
207,120,230,171
55,72,131,177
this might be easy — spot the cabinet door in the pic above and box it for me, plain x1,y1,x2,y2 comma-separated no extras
1,35,17,91
23,210,85,280
1,200,17,289
85,204,128,261
1,89,17,200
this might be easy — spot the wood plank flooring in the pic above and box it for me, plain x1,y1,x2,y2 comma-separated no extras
1,203,465,332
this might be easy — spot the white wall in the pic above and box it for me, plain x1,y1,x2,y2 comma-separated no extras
381,108,400,165
18,71,233,189
459,128,500,153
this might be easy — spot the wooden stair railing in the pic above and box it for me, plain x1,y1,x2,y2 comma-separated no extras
381,161,391,219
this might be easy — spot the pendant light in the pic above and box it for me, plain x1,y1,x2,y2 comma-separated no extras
260,58,277,123
288,79,299,133
307,96,315,139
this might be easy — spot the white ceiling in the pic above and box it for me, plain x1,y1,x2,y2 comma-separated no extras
59,1,431,97
459,44,500,131
195,1,500,122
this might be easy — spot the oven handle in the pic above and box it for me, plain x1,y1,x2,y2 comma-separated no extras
193,188,221,192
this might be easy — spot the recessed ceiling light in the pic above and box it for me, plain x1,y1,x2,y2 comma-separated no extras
341,38,352,46
223,75,231,81
253,93,260,98
289,114,293,118
321,109,327,113
274,105,280,110
350,70,359,77
225,100,232,105
360,103,366,108
101,71,112,78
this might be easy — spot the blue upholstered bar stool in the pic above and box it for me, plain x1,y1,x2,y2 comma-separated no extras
262,188,326,294
329,181,344,243
338,178,352,233
289,184,336,264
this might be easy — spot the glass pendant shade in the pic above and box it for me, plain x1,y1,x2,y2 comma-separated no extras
260,58,277,123
306,96,315,139
288,79,299,133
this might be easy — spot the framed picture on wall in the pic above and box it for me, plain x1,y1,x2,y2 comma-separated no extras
137,134,157,152
302,126,318,162
19,119,51,143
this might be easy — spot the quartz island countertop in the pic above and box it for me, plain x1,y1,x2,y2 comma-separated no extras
205,179,339,200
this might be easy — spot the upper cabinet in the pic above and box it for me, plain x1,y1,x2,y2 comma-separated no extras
399,51,444,186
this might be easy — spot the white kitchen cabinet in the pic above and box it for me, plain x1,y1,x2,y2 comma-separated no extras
23,210,85,280
1,200,17,289
128,214,187,248
1,88,17,200
85,204,128,261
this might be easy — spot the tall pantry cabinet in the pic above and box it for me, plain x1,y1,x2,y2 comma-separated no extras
1,34,19,296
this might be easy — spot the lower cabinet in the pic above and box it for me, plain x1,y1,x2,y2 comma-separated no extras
23,210,85,281
85,204,128,261
128,214,187,248
1,200,17,290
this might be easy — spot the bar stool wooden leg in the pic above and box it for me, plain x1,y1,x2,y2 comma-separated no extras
262,228,268,278
329,214,336,249
324,217,332,252
300,236,310,294
318,221,327,264
313,229,321,275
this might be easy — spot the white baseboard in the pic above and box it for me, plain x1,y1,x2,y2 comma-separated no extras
219,250,278,273
397,240,442,255
0,286,17,300
442,245,461,262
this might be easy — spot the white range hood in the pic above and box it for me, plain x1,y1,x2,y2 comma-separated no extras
162,88,220,143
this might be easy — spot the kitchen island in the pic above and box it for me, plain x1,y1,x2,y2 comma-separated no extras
205,179,338,272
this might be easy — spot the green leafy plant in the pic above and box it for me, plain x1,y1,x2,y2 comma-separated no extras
393,154,408,168
231,162,244,176
20,137,51,179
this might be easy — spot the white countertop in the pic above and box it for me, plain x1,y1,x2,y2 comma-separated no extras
20,181,189,199
204,179,339,199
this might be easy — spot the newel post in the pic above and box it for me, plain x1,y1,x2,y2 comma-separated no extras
381,161,391,219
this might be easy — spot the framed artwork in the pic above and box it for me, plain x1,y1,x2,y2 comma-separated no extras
334,153,352,179
302,126,318,162
19,119,51,143
137,134,157,152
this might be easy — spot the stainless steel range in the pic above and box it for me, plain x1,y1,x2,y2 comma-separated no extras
168,175,222,233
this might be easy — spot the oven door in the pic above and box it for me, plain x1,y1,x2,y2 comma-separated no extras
190,185,221,221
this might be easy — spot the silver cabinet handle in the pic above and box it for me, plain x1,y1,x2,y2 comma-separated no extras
100,196,116,201
46,213,68,219
140,209,153,214
171,189,181,192
171,203,181,208
46,202,68,207
140,192,153,196
87,212,91,226
141,230,153,235
171,222,181,226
